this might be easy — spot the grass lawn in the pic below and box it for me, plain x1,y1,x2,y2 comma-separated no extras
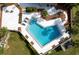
0,47,3,54
3,32,36,55
48,47,79,55
48,40,79,55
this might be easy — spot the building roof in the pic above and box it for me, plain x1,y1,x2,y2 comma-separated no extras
1,4,22,30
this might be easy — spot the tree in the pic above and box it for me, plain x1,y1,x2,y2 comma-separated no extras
41,10,48,18
63,4,79,33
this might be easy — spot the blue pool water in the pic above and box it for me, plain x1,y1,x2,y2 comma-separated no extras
28,19,62,46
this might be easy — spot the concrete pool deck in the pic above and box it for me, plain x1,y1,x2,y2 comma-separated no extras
20,12,70,54
0,4,70,54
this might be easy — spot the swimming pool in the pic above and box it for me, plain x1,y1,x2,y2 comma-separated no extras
28,18,62,46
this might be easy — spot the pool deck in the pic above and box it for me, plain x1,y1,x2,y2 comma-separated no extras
20,12,70,54
0,4,70,54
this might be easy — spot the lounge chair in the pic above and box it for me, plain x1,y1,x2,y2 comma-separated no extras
22,23,25,26
24,19,27,23
23,17,30,23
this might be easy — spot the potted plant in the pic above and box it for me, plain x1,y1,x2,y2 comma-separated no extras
41,10,48,18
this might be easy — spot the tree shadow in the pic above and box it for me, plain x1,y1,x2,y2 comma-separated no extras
72,40,79,48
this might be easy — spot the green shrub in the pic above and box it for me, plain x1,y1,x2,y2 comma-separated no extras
75,11,79,16
41,10,48,17
26,7,37,12
0,27,8,39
